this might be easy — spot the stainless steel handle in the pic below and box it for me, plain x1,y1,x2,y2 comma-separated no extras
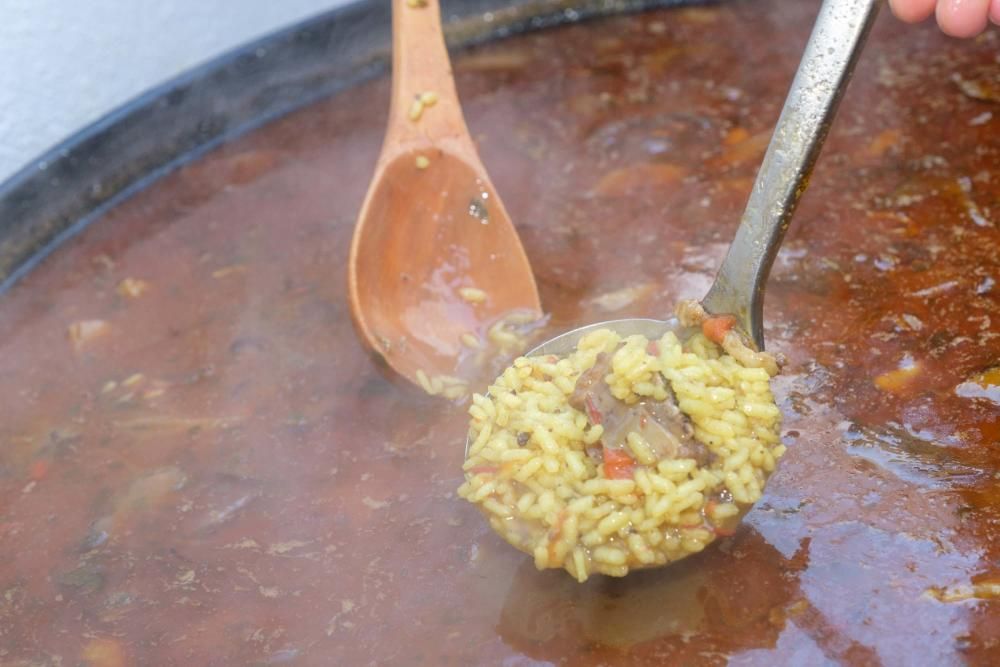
701,0,881,349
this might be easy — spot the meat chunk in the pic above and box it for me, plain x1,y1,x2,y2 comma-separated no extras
569,351,618,425
606,392,708,465
570,352,707,465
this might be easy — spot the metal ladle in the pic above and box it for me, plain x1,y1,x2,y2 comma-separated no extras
465,0,881,455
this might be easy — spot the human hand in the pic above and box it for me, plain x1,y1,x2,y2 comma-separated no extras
889,0,999,37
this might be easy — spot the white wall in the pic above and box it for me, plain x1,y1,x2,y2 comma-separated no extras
0,0,349,184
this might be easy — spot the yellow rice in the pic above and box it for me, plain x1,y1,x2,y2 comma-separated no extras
457,327,783,581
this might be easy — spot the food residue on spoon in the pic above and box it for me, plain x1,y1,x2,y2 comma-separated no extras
415,369,469,400
460,332,482,349
408,91,439,122
459,287,487,304
410,308,547,401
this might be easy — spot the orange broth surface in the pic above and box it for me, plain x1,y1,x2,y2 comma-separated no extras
1,2,999,665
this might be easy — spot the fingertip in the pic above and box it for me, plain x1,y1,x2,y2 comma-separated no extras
936,0,990,38
990,0,1000,24
888,0,937,22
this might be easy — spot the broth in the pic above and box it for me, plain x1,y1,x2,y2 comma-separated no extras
2,1,999,664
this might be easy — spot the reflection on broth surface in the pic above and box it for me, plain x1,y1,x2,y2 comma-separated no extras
2,1,1000,664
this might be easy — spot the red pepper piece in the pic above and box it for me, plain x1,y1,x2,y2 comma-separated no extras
29,459,51,481
702,315,737,345
602,447,636,480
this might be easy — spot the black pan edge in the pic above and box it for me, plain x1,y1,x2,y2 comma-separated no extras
0,0,715,293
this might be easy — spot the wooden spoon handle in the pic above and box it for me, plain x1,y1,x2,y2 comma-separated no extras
385,0,472,152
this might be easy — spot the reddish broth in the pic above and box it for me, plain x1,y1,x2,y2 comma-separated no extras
2,2,1000,664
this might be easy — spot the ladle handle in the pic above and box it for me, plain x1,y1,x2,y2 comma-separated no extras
701,0,881,350
384,0,472,152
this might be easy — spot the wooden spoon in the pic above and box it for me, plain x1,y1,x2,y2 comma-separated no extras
348,0,542,389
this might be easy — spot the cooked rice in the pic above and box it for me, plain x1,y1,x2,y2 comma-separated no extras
458,326,783,582
459,287,488,304
460,332,482,349
408,98,425,121
416,369,468,400
408,91,438,122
